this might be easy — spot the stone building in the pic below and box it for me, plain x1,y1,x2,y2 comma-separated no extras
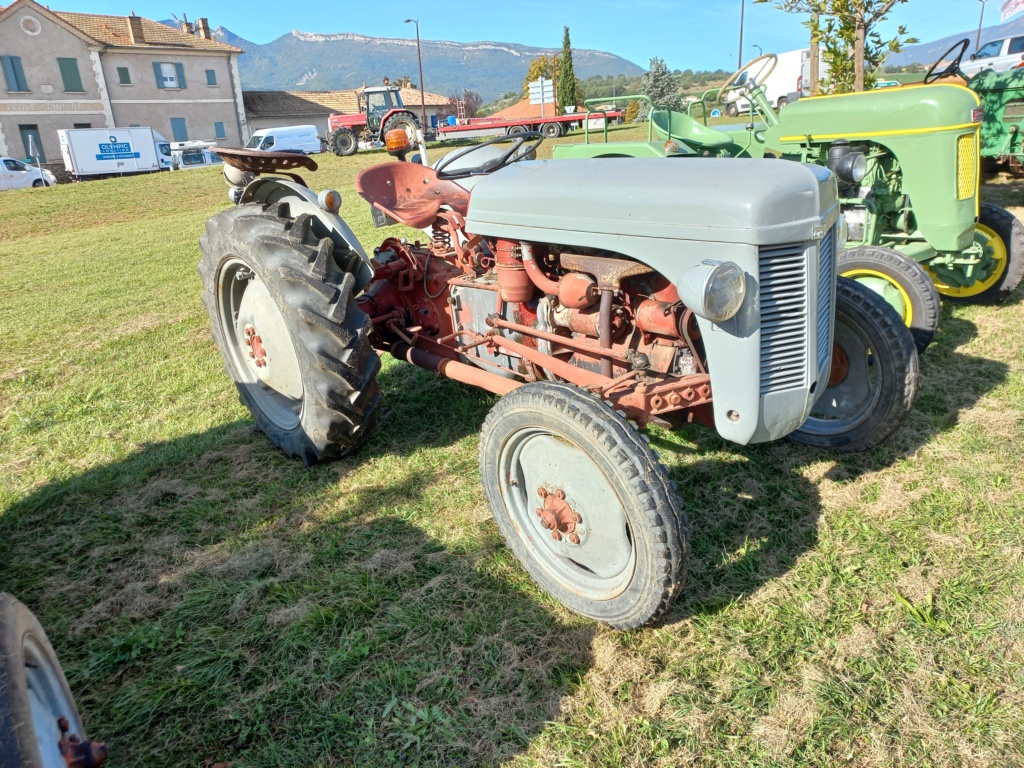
0,0,245,163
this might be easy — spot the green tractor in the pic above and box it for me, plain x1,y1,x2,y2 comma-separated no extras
556,53,1024,353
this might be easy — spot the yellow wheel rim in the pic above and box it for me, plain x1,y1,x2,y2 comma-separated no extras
840,267,914,326
931,223,1008,298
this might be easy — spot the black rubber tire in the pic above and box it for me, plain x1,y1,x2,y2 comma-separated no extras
382,113,419,143
0,593,90,768
479,382,687,629
790,278,919,453
726,103,739,117
507,125,529,135
945,202,1024,304
31,179,44,188
539,122,561,139
777,96,789,109
839,246,941,353
329,127,357,157
199,203,381,465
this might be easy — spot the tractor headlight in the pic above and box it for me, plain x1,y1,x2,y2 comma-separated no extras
678,260,747,323
834,151,867,184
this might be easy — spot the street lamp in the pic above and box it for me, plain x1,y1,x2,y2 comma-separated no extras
738,0,746,69
404,19,428,134
976,0,987,53
752,43,763,57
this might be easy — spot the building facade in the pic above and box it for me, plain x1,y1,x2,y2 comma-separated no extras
0,0,245,163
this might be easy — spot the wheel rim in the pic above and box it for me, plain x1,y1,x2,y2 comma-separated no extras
218,257,304,430
24,634,83,768
497,426,636,601
841,267,914,326
799,311,881,436
931,223,1008,298
336,133,354,153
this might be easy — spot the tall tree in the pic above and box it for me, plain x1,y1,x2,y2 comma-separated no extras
639,57,681,111
557,26,579,113
522,54,559,98
755,0,916,92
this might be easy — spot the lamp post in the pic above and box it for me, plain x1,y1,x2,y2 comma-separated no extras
976,0,987,52
752,43,763,57
738,0,746,69
404,19,428,133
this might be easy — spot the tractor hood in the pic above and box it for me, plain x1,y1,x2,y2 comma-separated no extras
465,158,837,247
765,83,981,147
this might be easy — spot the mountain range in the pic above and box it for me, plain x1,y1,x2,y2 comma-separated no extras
887,15,1024,67
205,26,645,101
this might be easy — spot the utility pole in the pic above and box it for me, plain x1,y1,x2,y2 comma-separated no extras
976,0,987,52
404,19,428,132
739,0,746,69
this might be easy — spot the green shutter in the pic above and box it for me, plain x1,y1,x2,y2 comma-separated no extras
11,56,27,90
1,56,15,91
57,58,84,92
206,69,217,86
214,121,225,138
117,67,131,85
174,62,186,89
153,61,164,89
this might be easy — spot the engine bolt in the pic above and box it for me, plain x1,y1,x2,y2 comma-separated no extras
572,513,582,523
551,530,562,541
568,533,581,545
537,487,548,498
536,508,544,517
553,489,565,500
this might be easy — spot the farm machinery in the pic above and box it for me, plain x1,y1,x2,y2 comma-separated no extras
200,132,917,628
327,84,421,157
556,52,1024,355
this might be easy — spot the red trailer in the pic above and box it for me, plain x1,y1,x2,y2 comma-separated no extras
436,110,622,141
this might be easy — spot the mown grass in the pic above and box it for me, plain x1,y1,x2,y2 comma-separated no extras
1,128,1023,767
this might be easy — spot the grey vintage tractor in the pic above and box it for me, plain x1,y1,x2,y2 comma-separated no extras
199,133,917,628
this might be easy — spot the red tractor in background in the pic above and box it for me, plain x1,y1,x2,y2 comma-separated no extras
327,84,421,157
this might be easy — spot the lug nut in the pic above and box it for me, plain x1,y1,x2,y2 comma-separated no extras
553,489,565,500
551,530,562,541
537,487,548,498
568,533,581,545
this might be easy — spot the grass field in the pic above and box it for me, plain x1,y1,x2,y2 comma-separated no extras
2,127,1023,767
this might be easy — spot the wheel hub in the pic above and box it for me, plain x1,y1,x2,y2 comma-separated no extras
828,342,850,387
243,324,268,368
536,487,583,544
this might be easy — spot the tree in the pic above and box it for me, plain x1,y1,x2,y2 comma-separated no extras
639,57,681,111
557,26,580,112
755,0,916,92
522,54,559,98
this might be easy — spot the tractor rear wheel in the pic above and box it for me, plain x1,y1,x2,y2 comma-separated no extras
790,277,919,453
935,202,1024,303
383,113,419,145
839,246,941,353
0,593,105,768
539,122,562,138
199,203,381,465
479,382,687,629
329,127,357,157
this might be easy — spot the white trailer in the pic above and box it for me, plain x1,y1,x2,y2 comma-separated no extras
58,127,171,180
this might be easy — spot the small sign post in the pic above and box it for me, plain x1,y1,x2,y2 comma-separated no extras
528,77,555,117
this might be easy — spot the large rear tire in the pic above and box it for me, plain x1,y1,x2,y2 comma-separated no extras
479,382,687,629
840,246,941,353
329,127,357,157
0,593,105,768
382,113,419,145
789,278,919,453
934,202,1024,303
539,122,562,138
199,203,381,465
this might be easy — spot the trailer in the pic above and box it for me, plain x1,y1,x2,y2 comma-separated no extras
58,127,171,180
436,110,623,141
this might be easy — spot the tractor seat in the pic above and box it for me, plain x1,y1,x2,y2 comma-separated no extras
651,110,736,150
354,162,470,229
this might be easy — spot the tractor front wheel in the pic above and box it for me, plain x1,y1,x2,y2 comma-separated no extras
479,382,687,629
839,246,941,353
935,202,1024,303
790,277,919,453
199,203,381,464
330,127,357,156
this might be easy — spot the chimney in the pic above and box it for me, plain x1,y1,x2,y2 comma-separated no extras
196,18,211,40
128,15,144,44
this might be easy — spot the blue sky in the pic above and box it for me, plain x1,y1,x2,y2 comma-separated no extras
43,0,1016,72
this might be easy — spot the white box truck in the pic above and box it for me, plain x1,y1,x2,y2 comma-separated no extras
58,127,171,180
730,49,805,115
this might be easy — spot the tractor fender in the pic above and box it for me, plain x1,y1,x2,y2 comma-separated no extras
240,176,376,291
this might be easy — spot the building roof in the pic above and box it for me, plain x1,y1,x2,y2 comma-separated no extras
490,98,559,120
244,88,449,119
47,7,240,52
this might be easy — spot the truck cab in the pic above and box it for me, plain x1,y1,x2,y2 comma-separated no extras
361,86,405,132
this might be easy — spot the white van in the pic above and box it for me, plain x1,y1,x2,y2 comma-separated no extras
244,125,321,154
728,49,805,115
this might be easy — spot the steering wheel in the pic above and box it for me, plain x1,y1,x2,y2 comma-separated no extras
924,39,970,84
718,54,778,105
434,132,544,179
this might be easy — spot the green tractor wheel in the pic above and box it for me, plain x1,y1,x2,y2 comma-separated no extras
839,246,941,354
931,202,1024,303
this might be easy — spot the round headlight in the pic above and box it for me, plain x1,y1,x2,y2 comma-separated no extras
836,151,867,184
702,261,747,322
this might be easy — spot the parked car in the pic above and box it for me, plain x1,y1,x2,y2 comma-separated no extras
0,157,56,189
244,125,321,154
170,140,222,170
961,35,1024,77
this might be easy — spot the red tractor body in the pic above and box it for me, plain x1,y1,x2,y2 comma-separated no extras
327,85,420,156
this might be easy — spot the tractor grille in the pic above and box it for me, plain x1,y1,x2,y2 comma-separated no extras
957,132,978,200
817,225,836,372
759,242,809,395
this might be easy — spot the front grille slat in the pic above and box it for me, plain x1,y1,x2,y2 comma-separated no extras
759,243,808,395
817,226,836,371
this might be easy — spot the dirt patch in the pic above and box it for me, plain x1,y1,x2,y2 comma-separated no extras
364,548,415,576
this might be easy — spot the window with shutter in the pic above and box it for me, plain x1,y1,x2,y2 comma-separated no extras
58,58,84,92
206,69,217,86
170,118,188,142
117,67,131,85
214,121,226,139
2,55,29,91
155,62,178,89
